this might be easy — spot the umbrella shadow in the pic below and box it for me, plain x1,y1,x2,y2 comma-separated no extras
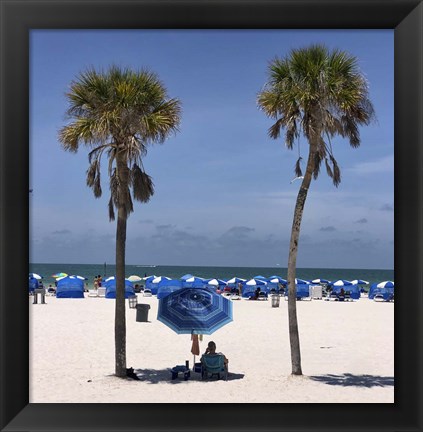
133,368,244,384
309,373,394,388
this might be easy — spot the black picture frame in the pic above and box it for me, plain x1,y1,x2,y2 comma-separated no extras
1,1,422,431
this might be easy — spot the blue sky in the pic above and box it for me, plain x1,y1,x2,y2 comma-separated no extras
29,30,394,269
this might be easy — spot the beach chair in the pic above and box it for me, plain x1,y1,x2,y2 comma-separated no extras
97,287,106,297
200,354,228,381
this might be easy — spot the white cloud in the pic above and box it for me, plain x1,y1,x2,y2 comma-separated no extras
347,154,394,175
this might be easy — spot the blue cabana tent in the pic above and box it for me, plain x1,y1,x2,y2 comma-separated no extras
29,276,39,293
145,276,171,294
284,282,310,299
104,277,135,299
56,276,85,298
332,284,361,299
157,279,183,299
242,279,268,298
369,281,394,301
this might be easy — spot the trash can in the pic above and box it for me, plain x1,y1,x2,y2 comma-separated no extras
271,294,280,308
136,303,150,322
33,288,46,304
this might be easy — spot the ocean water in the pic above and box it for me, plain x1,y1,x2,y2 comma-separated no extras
29,263,394,290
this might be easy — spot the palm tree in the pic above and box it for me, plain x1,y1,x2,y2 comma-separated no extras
59,66,181,377
257,45,375,375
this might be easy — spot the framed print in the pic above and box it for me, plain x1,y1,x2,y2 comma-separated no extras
1,0,422,431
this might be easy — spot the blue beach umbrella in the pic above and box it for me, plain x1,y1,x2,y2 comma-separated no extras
244,278,267,286
269,276,287,284
203,278,226,287
376,281,394,288
157,287,233,335
253,275,267,280
295,278,310,285
311,278,330,284
182,276,206,288
331,279,353,286
351,279,369,285
267,277,287,293
226,277,246,285
29,273,43,280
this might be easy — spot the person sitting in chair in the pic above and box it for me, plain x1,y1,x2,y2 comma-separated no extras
204,341,228,368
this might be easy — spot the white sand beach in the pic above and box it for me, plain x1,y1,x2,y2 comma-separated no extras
29,294,394,403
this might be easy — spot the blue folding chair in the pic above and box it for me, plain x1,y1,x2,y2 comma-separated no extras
200,354,228,381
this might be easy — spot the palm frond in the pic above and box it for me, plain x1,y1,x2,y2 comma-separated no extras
295,157,303,178
313,151,322,180
330,155,341,187
131,164,155,203
325,158,334,179
93,172,102,198
108,196,115,221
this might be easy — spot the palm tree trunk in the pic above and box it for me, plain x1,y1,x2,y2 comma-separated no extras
287,146,316,376
115,152,128,378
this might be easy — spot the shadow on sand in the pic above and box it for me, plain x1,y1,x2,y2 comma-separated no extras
309,373,394,388
133,368,244,384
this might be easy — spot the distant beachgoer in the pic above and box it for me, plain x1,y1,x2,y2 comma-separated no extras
48,284,56,294
204,341,228,367
93,276,99,290
238,282,243,296
252,287,261,300
98,275,102,287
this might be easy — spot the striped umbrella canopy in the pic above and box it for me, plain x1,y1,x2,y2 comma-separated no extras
268,276,287,285
244,278,267,286
351,279,369,285
311,278,330,284
157,287,233,335
152,276,171,284
226,277,246,285
145,276,170,294
127,275,143,283
52,272,68,279
104,276,131,283
29,273,43,280
332,279,353,286
253,275,267,280
182,276,206,288
376,281,394,288
203,278,227,287
295,278,310,285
